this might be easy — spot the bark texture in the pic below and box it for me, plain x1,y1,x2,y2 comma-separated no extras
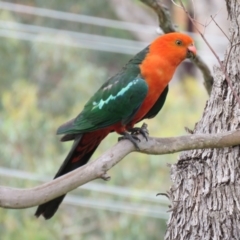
165,1,240,239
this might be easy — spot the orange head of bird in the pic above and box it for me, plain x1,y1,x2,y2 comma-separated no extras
149,32,197,66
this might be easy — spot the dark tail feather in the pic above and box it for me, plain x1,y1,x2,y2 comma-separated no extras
35,130,109,219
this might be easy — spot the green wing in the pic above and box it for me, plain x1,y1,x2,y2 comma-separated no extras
57,46,149,135
57,76,148,135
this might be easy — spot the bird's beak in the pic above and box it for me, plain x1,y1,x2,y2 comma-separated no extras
187,44,197,58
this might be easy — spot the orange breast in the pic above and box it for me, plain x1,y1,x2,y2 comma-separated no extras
130,54,175,124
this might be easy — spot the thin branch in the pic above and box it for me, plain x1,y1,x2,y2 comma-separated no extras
1,129,240,209
210,15,230,42
225,31,236,68
203,10,222,29
225,33,240,71
140,0,213,95
226,42,240,68
179,0,240,107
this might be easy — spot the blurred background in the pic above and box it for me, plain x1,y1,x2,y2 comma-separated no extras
0,0,228,239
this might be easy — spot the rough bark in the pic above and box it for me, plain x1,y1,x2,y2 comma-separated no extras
165,1,240,239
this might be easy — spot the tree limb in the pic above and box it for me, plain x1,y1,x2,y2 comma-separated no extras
140,0,176,33
1,128,240,209
140,0,213,94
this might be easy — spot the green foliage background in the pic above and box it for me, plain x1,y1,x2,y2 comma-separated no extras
0,0,208,239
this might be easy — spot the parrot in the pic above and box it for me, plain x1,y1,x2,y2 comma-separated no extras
35,32,196,219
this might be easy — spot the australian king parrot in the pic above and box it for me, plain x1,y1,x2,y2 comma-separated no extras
35,32,196,219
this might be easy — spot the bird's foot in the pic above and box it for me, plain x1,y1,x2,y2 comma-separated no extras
128,123,149,141
118,132,141,150
118,123,149,150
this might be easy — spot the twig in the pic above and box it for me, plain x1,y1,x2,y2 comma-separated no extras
225,41,240,69
140,0,213,95
1,129,240,209
225,31,236,68
179,0,240,107
210,15,230,42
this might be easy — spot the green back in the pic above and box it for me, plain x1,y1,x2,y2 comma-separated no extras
57,46,150,135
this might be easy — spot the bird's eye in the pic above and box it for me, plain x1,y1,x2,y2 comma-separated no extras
175,40,182,46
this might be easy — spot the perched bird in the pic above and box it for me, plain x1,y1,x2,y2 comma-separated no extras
35,32,196,219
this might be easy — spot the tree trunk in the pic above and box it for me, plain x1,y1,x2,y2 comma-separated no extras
165,1,240,239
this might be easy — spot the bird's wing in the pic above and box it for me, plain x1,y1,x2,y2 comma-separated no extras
57,73,148,135
140,85,169,120
57,46,150,135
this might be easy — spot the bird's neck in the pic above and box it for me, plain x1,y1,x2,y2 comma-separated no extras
140,53,179,89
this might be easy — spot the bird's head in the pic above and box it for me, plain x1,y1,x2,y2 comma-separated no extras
150,32,197,66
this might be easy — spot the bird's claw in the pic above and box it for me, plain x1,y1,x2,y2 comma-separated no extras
128,123,149,141
118,123,149,150
118,133,141,150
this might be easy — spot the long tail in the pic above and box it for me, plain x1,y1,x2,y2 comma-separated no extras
35,129,110,219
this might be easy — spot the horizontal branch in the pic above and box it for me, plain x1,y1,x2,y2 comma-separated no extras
1,128,240,209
